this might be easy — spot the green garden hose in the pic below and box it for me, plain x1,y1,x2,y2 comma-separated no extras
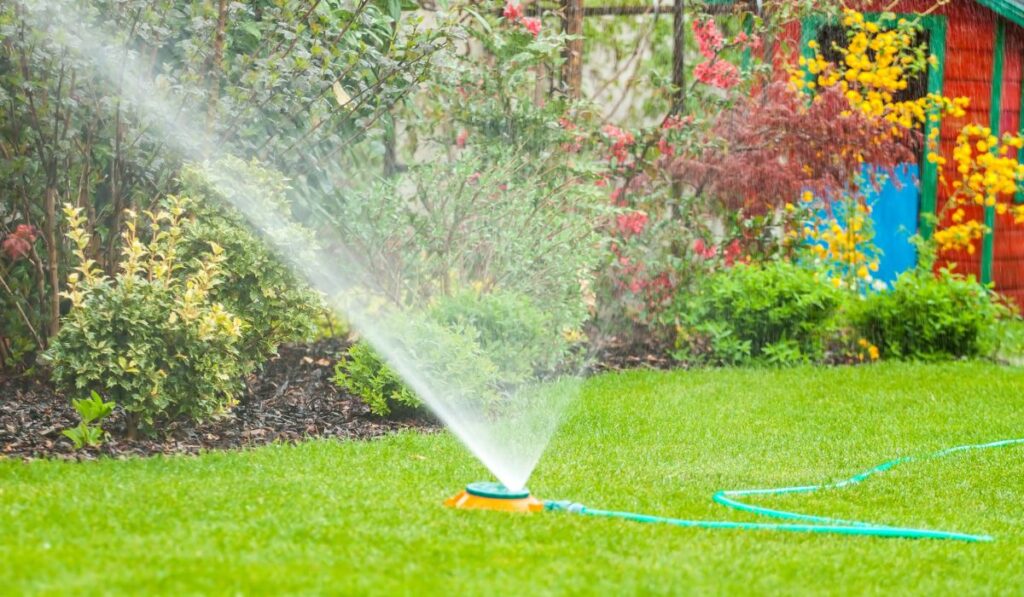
545,438,1024,543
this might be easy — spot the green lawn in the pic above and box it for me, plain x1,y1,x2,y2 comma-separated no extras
2,363,1023,595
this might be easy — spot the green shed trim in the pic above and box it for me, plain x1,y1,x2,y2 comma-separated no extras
976,0,1024,30
983,18,1007,285
799,14,948,239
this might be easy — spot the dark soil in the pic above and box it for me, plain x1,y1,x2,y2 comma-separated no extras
0,339,436,460
592,336,674,372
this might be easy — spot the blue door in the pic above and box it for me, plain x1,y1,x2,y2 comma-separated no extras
862,163,919,286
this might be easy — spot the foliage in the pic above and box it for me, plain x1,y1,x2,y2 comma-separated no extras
62,391,116,450
852,268,1007,360
333,341,419,417
0,0,441,369
668,261,842,365
178,163,323,369
46,200,246,435
334,311,500,417
429,289,579,385
801,193,884,293
405,1,579,160
335,152,603,328
666,82,920,217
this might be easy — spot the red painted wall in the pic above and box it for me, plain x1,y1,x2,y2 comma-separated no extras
994,22,1024,308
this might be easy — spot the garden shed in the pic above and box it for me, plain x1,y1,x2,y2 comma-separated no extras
791,0,1024,307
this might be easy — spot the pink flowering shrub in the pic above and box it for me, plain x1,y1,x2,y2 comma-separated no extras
2,224,38,262
502,2,541,37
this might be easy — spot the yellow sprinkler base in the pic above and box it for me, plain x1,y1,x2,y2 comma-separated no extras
445,482,544,513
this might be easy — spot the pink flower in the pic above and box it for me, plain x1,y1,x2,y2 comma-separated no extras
694,59,739,89
522,17,541,37
609,188,624,206
692,238,718,260
467,172,482,185
503,1,523,20
602,124,635,163
724,239,742,267
693,19,725,59
2,224,37,262
662,114,693,130
616,211,648,237
455,129,468,148
735,32,762,51
657,138,675,158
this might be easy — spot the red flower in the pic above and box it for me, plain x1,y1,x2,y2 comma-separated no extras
503,1,523,20
657,138,675,158
694,60,739,89
522,17,541,37
693,19,725,59
662,114,693,130
692,238,718,259
455,129,468,148
735,32,762,51
616,211,648,237
467,172,482,185
2,224,37,262
602,124,635,164
723,239,742,267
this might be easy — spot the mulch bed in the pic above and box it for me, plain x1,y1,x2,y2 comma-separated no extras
592,336,675,372
0,339,436,461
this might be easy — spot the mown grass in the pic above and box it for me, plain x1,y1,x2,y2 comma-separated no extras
2,362,1023,595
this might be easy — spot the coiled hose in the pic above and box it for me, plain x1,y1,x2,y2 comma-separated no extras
545,438,1024,542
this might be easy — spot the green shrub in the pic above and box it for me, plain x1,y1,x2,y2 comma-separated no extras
669,261,842,365
428,290,578,385
332,342,420,417
179,162,323,368
852,269,1005,360
334,154,602,328
47,200,247,435
334,311,500,417
62,391,116,449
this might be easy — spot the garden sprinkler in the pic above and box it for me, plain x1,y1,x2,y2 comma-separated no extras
445,481,544,513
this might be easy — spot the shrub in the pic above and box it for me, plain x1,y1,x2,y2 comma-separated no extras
332,341,420,417
46,200,246,435
334,153,603,328
179,162,323,369
669,261,842,365
428,290,578,385
62,391,116,449
334,311,500,417
852,269,1006,360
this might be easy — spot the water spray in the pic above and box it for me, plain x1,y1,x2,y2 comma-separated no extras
450,437,1024,543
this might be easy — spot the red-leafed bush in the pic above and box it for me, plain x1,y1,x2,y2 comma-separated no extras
665,82,920,216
